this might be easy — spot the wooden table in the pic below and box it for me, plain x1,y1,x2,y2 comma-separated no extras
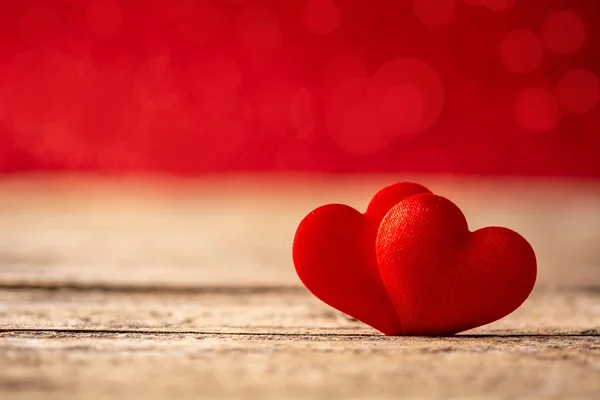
1,175,599,399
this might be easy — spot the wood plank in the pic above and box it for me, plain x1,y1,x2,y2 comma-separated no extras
1,286,598,335
1,330,598,400
1,175,600,288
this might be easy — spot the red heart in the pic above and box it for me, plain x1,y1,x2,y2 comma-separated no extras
292,182,431,335
376,193,537,335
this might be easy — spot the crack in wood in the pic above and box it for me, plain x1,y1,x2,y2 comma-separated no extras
0,283,306,294
1,328,597,338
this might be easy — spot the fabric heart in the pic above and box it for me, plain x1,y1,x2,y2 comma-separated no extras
376,193,537,335
292,182,431,335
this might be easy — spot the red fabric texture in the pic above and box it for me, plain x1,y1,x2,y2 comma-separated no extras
293,183,537,335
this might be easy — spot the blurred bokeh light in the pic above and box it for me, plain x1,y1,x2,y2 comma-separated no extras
0,0,598,176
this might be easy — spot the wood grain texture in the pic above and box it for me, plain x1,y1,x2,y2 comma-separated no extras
1,330,598,400
1,175,599,399
1,175,599,288
0,287,598,335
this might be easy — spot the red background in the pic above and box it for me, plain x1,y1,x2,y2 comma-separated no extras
0,0,599,176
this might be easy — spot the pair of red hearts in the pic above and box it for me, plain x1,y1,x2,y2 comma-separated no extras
293,182,537,335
